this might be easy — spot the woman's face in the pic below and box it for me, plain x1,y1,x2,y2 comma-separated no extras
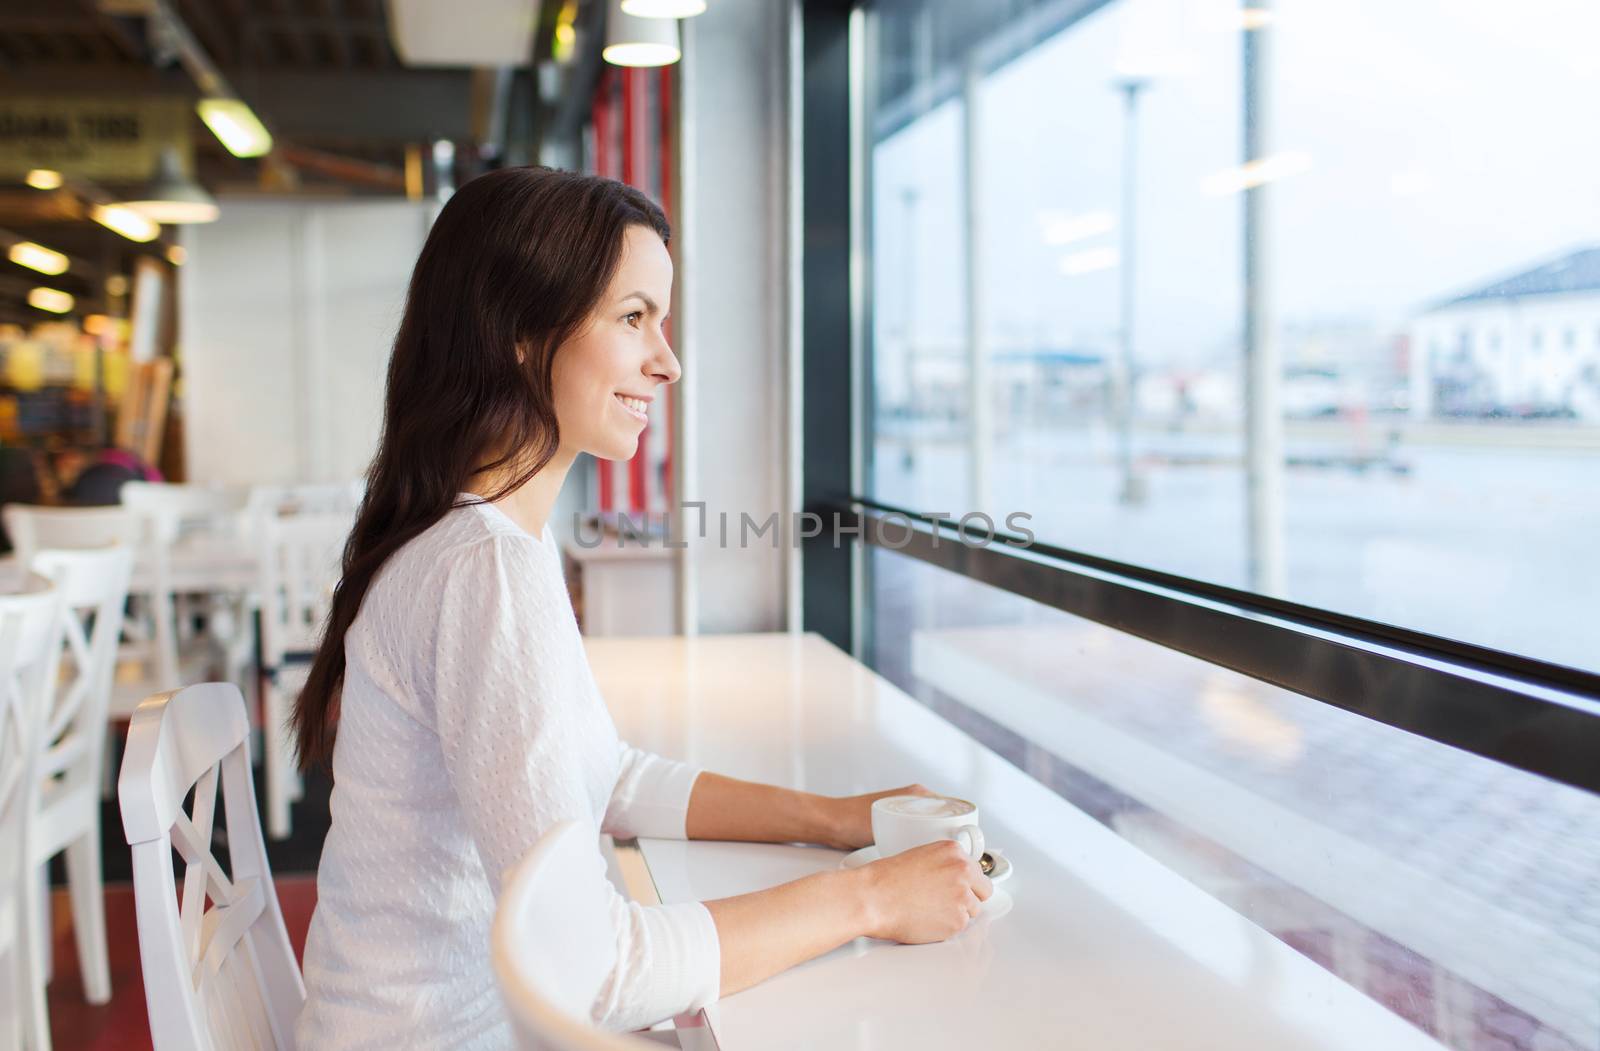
551,224,680,462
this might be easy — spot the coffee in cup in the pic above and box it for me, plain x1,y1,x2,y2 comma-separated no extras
870,794,984,861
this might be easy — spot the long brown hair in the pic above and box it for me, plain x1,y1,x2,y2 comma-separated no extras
293,166,670,770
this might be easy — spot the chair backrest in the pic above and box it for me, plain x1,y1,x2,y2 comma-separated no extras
2,504,144,571
257,511,351,667
118,683,304,1051
120,482,248,546
29,545,134,786
242,482,363,546
491,821,659,1051
0,582,63,936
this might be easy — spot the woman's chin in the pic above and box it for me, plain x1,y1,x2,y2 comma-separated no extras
596,436,641,462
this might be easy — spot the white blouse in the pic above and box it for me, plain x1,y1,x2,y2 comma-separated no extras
296,498,722,1049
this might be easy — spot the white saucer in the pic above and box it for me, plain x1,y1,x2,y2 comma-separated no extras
840,844,1012,883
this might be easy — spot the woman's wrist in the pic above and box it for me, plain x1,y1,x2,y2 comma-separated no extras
835,863,882,940
797,791,850,848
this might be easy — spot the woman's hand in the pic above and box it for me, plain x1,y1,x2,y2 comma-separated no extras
816,782,937,850
857,839,994,943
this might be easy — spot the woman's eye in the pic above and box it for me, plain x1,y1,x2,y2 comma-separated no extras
625,311,644,327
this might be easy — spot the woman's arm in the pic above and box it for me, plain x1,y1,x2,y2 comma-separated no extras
684,771,934,850
703,840,991,998
683,773,992,997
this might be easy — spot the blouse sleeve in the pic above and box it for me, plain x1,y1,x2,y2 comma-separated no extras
603,741,704,841
430,534,721,1031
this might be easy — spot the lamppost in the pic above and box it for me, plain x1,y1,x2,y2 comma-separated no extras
1114,74,1150,506
899,185,920,474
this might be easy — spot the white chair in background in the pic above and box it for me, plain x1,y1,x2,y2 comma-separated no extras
242,480,363,544
0,609,24,1051
0,598,44,1050
23,545,134,1028
492,820,676,1051
118,683,304,1050
0,580,66,1051
257,509,352,839
2,505,160,796
119,482,254,700
1,505,144,573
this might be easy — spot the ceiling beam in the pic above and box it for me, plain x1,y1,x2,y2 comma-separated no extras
0,63,480,143
319,0,353,69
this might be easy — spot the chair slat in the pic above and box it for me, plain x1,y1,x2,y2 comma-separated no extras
192,878,265,988
172,811,241,908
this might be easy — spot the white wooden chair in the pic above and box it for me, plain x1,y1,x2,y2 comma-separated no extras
22,545,134,1025
257,510,352,839
0,580,66,1051
491,820,673,1051
23,543,132,1023
1,502,160,723
0,604,29,1051
1,505,143,571
118,482,253,696
242,481,364,547
118,683,305,1050
0,605,24,1051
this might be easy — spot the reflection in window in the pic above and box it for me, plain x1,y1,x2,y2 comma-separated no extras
870,547,1600,1051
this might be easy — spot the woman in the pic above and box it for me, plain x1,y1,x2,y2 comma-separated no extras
292,166,992,1049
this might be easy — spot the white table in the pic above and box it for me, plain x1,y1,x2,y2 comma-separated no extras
0,534,258,594
587,632,1449,1051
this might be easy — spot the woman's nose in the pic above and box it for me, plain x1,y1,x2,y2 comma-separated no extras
649,337,682,385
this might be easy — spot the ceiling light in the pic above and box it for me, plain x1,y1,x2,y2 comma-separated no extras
123,146,219,224
621,0,706,16
27,287,75,314
25,169,64,190
8,242,70,276
552,0,579,63
91,204,161,243
197,97,274,158
386,0,538,66
604,3,681,67
167,244,187,266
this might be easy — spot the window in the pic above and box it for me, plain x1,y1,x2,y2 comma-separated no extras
864,0,1599,673
868,546,1600,1051
798,3,1600,1047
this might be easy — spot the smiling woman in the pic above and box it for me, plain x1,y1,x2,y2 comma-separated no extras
292,167,675,773
287,165,993,1049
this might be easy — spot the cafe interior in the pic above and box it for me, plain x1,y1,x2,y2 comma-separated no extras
0,0,1597,1049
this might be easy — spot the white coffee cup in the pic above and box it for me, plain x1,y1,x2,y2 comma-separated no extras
870,794,984,861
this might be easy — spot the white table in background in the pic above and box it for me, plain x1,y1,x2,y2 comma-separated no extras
587,632,1448,1051
0,534,257,594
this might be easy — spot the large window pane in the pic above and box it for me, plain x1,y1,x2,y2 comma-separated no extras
867,0,1600,671
870,546,1600,1051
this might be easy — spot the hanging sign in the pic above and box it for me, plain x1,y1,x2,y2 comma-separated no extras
0,96,191,181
